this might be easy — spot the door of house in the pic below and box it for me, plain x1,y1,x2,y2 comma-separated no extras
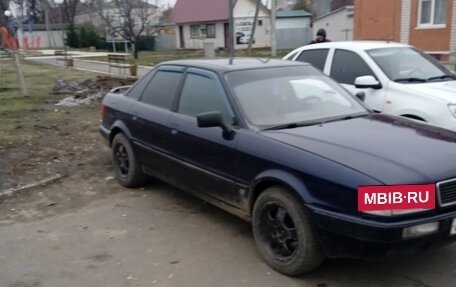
179,25,185,48
224,23,229,49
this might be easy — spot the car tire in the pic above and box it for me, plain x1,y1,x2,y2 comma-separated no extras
111,133,146,188
252,186,324,275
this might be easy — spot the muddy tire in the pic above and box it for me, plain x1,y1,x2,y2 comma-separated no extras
252,186,324,275
111,133,146,187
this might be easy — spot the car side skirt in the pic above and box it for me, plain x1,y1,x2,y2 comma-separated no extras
133,140,251,221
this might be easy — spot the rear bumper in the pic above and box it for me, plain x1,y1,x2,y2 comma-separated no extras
99,125,110,144
308,206,456,259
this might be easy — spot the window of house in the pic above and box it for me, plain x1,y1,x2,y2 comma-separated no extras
190,24,216,38
206,24,216,38
418,0,446,27
140,70,182,109
258,20,263,26
330,49,375,85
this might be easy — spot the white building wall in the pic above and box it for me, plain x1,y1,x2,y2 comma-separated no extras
17,30,64,49
233,0,270,18
451,0,456,55
232,0,271,48
400,0,411,44
179,22,226,49
312,11,353,41
234,16,271,48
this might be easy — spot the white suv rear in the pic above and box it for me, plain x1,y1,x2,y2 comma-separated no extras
284,41,456,131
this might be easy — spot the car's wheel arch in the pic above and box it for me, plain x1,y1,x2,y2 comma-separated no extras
109,120,132,146
249,169,311,214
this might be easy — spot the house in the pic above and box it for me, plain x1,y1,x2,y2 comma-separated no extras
276,10,311,29
170,0,271,49
276,10,312,49
312,5,354,41
354,0,456,62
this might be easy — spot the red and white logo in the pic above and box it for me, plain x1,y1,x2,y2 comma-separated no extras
358,184,435,211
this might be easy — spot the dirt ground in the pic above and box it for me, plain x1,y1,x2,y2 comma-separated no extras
0,75,136,221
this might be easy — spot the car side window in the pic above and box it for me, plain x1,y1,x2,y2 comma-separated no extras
296,49,329,71
178,73,233,124
330,49,375,85
140,70,182,109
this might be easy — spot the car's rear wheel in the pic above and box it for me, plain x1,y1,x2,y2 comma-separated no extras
112,133,146,187
252,186,324,275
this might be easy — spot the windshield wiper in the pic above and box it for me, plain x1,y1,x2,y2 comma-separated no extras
319,113,369,125
427,74,456,81
263,113,369,131
263,121,318,131
394,77,427,83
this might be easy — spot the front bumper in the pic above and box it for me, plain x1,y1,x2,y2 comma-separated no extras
309,206,456,259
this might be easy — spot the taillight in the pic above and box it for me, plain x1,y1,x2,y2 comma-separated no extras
99,104,105,120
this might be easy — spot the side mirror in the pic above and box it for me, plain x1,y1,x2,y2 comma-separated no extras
197,111,233,134
355,91,365,101
355,75,382,89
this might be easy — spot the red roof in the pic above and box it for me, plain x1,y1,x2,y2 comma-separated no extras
171,0,237,24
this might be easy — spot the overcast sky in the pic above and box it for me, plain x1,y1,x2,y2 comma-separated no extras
156,0,177,7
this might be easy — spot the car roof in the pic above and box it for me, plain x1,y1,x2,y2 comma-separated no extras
298,40,412,51
158,57,310,72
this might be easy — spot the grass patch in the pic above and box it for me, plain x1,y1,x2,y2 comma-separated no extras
0,59,100,141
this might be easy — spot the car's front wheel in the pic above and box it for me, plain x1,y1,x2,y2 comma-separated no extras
252,186,324,275
111,133,146,188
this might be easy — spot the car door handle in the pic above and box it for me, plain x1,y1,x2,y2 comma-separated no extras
169,122,180,135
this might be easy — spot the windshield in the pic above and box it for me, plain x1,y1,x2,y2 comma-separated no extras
367,47,454,83
225,66,369,130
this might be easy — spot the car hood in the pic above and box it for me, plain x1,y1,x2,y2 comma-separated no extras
399,80,456,103
260,114,456,184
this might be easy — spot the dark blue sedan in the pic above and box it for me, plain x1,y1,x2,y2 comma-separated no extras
100,58,456,275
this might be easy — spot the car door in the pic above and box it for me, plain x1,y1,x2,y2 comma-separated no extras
329,49,387,113
166,68,240,205
128,66,185,178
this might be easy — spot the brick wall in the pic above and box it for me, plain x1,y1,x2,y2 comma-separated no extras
409,0,453,54
354,0,402,41
354,0,453,60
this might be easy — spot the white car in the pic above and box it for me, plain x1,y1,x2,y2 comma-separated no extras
284,41,456,131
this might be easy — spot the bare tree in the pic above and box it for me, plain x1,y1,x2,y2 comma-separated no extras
293,0,312,11
62,0,80,25
93,0,159,59
247,0,261,55
0,0,10,26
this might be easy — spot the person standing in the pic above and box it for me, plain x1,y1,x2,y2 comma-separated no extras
309,28,331,44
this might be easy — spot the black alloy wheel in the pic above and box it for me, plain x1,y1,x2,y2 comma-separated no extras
111,133,146,187
252,186,324,275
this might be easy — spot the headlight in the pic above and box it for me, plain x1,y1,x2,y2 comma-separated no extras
362,208,428,216
448,104,456,117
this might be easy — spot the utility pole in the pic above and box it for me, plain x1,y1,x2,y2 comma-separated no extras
229,0,234,59
3,10,27,96
271,0,276,57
